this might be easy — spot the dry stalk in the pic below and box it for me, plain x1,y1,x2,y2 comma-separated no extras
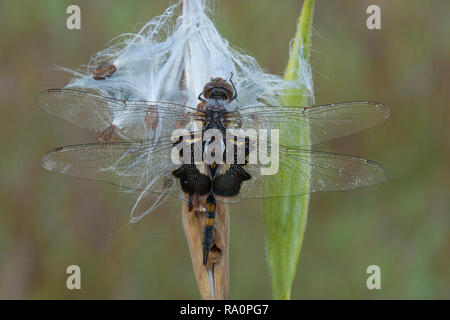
182,200,229,300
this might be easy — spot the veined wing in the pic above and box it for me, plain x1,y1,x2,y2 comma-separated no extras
41,137,181,196
215,145,386,202
41,136,386,204
37,89,201,141
236,101,390,147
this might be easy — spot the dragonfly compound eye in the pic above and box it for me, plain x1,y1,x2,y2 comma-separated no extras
202,77,234,101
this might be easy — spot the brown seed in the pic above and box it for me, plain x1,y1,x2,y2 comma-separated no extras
144,107,159,130
97,124,118,143
176,112,191,129
93,63,117,80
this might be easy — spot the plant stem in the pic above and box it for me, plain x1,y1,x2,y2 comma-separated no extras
182,201,229,299
262,0,315,300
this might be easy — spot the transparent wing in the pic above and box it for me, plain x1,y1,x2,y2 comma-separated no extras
236,101,390,146
37,89,201,141
42,139,386,204
216,145,386,202
41,137,181,197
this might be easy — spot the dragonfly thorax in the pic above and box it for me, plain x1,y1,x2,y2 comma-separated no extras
202,102,234,133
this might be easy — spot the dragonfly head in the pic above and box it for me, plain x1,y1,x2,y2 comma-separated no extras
200,77,236,102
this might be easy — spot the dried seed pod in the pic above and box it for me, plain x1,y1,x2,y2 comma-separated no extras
97,124,118,143
144,107,159,130
93,63,116,80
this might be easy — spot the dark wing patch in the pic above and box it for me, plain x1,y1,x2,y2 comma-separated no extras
172,164,212,196
212,164,251,197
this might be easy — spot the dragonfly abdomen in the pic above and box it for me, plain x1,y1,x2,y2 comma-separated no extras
202,193,217,266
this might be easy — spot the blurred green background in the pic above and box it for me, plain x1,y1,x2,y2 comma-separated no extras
0,0,449,299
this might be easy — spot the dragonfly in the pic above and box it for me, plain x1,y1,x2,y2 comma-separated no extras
38,76,390,265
